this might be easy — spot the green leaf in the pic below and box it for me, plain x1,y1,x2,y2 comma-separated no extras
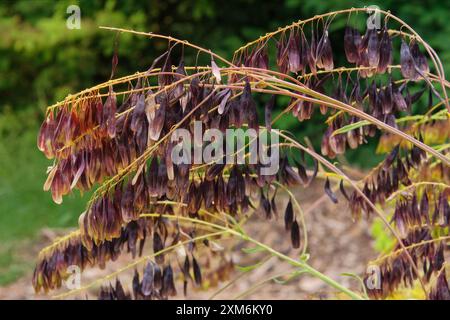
331,120,370,136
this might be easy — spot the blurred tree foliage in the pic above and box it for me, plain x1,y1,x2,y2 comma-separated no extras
0,0,450,283
2,0,450,114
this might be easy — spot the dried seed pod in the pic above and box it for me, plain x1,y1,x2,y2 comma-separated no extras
284,199,294,231
400,39,417,80
339,180,350,201
192,256,202,286
103,88,117,139
287,31,302,73
132,269,141,299
161,265,177,297
141,261,155,296
276,36,289,74
211,58,221,83
324,178,338,204
316,29,334,71
429,271,450,300
149,96,166,141
378,27,392,73
290,220,301,249
344,26,360,64
410,39,429,75
153,231,165,264
367,28,380,68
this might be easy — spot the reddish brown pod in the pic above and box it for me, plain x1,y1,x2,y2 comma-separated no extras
34,8,450,300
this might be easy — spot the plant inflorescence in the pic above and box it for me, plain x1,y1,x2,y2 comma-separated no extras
34,7,449,300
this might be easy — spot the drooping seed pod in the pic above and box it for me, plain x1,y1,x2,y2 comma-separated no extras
344,26,361,64
192,256,202,286
367,28,380,68
410,39,429,75
287,30,302,73
400,39,418,80
378,27,392,73
324,178,338,204
316,29,334,71
141,261,155,296
290,219,301,249
161,264,177,297
284,199,294,231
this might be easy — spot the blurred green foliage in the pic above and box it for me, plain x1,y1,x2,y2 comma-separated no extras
0,0,449,284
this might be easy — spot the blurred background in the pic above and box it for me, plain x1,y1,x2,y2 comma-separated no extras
1,0,449,292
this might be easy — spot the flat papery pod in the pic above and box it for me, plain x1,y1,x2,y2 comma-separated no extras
147,157,159,197
383,144,400,170
103,89,117,139
378,27,392,73
346,127,362,149
155,161,168,198
339,180,350,201
324,177,338,204
293,159,308,185
49,169,64,204
284,163,303,186
316,30,334,71
149,97,166,141
145,91,157,123
290,220,301,249
211,59,221,83
400,39,418,80
192,256,203,286
344,26,361,64
287,30,302,73
70,154,86,190
260,192,271,219
131,94,146,133
43,165,58,192
276,36,289,74
382,82,394,114
158,49,173,88
165,143,175,180
321,127,333,157
217,88,232,115
141,261,155,296
172,59,187,99
161,265,177,297
254,46,269,70
300,30,313,74
410,39,430,75
429,271,450,300
367,28,380,68
284,199,294,231
392,85,408,112
38,113,56,158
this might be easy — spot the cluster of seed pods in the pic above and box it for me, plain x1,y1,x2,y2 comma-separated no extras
35,11,450,299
